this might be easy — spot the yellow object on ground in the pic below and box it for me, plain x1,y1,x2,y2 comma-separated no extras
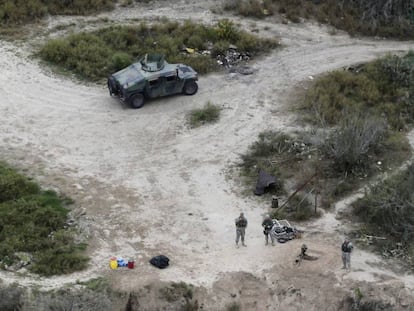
110,259,118,270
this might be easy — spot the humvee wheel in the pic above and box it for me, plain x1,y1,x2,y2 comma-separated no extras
183,81,198,95
130,93,145,109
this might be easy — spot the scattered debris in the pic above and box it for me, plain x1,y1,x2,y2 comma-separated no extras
110,257,135,269
270,219,303,243
216,46,251,68
181,44,253,72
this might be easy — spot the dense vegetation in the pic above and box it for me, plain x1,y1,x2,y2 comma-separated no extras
224,0,414,39
304,52,414,131
0,162,88,276
239,130,320,220
38,19,279,80
0,0,114,24
353,164,414,269
240,52,414,220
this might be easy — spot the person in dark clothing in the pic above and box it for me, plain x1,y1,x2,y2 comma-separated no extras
235,212,248,247
341,238,353,270
262,214,275,246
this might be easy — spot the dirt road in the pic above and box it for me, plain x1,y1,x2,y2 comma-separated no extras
1,0,414,308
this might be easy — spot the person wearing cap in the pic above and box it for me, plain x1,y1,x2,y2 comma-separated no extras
341,238,353,270
235,212,248,247
262,214,275,246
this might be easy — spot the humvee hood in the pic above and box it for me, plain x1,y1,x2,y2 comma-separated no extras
112,64,144,87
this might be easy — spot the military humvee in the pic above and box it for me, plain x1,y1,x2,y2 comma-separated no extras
107,54,198,109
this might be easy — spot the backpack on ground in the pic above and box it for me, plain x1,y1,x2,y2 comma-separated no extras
150,255,170,269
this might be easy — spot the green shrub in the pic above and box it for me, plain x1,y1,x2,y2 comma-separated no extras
331,179,355,198
0,285,23,311
30,231,88,276
0,163,88,276
354,165,414,243
227,302,241,311
0,164,39,203
110,52,132,72
39,39,71,63
188,102,221,128
304,52,414,131
79,277,111,293
353,164,414,268
322,111,386,174
215,19,240,41
240,130,309,179
224,0,414,39
159,282,194,303
271,194,319,221
0,0,114,25
38,20,279,81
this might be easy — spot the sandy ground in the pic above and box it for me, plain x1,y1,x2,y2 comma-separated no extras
1,0,414,309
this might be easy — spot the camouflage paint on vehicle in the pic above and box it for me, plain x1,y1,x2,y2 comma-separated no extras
107,54,198,109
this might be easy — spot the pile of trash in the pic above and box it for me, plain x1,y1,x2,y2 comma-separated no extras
216,45,251,68
181,44,255,73
109,257,134,269
109,255,170,270
270,219,303,243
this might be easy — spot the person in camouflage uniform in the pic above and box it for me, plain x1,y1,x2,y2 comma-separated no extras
262,214,275,246
235,212,248,247
341,238,353,270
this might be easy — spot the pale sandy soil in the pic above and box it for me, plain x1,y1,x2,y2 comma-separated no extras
1,1,414,309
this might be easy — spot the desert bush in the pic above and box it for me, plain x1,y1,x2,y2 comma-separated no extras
227,302,241,311
159,282,194,303
271,193,319,221
304,52,414,131
224,0,273,18
354,165,414,244
0,163,88,276
110,51,133,72
0,285,23,311
0,0,114,25
78,277,111,293
224,0,414,39
304,71,381,126
215,19,240,41
31,287,114,311
353,164,414,268
240,130,312,179
39,19,279,80
330,179,356,199
322,111,386,174
0,162,39,202
188,102,221,128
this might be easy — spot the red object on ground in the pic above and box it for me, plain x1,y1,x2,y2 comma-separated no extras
128,260,135,269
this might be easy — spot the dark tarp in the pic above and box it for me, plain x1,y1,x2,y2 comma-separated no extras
150,255,170,269
254,170,277,195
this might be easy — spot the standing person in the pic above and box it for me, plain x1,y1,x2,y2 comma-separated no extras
262,214,275,246
235,212,248,247
341,238,353,270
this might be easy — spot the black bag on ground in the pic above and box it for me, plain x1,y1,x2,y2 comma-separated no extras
150,255,170,269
